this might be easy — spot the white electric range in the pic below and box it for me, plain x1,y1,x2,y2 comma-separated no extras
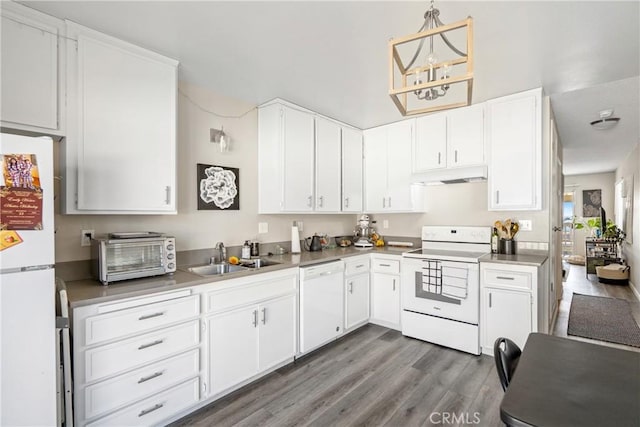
401,226,491,355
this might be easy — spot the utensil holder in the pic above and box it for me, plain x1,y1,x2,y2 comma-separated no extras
500,239,516,255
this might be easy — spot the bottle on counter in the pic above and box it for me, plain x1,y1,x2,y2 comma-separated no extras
241,240,251,259
291,221,301,254
491,227,499,254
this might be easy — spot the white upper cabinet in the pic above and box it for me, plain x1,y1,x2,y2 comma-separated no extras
413,103,485,173
341,127,363,212
447,103,485,167
282,106,315,212
487,88,542,211
315,117,342,212
64,21,178,214
364,120,425,213
0,3,62,133
258,99,358,214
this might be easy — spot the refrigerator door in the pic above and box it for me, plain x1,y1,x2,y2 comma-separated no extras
0,134,55,270
0,268,57,426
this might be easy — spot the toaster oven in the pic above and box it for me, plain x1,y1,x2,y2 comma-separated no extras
91,232,176,285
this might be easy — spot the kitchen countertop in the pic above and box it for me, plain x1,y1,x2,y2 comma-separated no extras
63,245,410,308
479,252,548,267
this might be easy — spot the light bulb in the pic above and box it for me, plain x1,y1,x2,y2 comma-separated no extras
426,52,439,66
442,62,452,79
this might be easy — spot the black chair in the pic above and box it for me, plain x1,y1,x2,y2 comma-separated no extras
494,337,522,391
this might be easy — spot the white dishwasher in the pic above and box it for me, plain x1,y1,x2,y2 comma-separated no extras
299,260,345,354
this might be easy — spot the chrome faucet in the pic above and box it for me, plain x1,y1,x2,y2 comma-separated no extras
213,242,227,264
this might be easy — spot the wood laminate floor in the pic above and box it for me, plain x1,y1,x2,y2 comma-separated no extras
174,264,640,427
173,325,505,427
553,263,640,353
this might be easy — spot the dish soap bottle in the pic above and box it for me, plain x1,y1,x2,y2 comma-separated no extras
491,227,499,254
241,240,251,259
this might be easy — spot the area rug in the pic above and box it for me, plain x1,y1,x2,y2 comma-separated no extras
568,293,640,347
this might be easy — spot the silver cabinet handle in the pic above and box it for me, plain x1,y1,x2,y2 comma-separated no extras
252,309,258,327
438,152,441,165
261,307,266,325
392,279,396,291
138,403,163,417
348,282,353,294
307,196,313,207
319,196,324,208
138,371,163,384
165,186,171,205
138,312,164,321
496,276,515,280
382,197,386,208
388,197,391,208
455,150,458,163
489,292,492,308
496,190,500,204
379,263,391,267
355,264,365,269
345,197,349,208
138,339,163,350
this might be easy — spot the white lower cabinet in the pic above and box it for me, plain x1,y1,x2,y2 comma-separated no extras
480,261,548,355
72,291,202,427
369,256,401,330
344,257,370,331
204,269,298,397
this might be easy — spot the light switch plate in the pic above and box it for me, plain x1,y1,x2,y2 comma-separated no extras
520,220,532,231
81,229,94,247
297,221,304,232
383,220,389,229
258,222,268,234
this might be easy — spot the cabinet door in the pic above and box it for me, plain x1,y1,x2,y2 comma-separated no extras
315,117,342,212
1,10,58,130
208,306,258,395
363,127,389,211
487,89,541,210
386,120,414,211
414,113,447,172
371,272,400,328
282,106,315,211
482,288,531,351
447,103,485,167
341,127,363,212
345,273,370,330
69,23,178,212
258,295,296,372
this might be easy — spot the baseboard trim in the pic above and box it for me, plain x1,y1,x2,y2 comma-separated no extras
629,280,640,301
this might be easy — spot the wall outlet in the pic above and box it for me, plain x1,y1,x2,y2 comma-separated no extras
519,220,532,231
383,220,389,229
258,222,268,234
297,221,303,232
81,229,94,247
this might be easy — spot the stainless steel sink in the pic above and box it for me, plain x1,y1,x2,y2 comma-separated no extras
241,258,281,269
187,263,248,276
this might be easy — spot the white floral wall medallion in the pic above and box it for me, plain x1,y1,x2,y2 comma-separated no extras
197,164,239,210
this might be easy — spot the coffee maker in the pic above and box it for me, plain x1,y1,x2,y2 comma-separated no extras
354,214,373,248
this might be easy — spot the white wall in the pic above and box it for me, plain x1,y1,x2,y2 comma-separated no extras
372,182,550,243
564,172,616,257
53,82,356,262
615,143,639,292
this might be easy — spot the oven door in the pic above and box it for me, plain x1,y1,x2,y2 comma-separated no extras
401,257,479,324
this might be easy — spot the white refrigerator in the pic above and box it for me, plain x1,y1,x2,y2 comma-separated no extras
0,133,57,426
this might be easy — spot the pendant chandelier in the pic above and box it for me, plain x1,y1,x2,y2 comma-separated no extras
389,0,473,116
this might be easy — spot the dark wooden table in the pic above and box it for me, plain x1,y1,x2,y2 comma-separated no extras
500,333,640,427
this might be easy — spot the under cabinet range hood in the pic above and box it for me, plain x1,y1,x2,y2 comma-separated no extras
411,165,488,184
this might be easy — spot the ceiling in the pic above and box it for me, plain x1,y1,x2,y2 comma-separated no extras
22,1,640,176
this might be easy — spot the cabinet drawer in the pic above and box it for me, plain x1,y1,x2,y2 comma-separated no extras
85,295,200,346
345,258,369,276
85,321,199,383
207,275,296,313
371,258,400,274
84,349,199,419
483,268,532,290
86,377,199,427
